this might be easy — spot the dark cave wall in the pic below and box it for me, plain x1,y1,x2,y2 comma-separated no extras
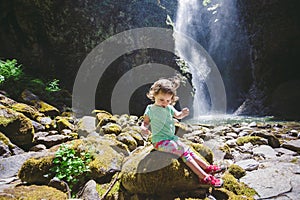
236,0,300,119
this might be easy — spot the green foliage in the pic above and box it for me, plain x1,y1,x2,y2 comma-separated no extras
0,59,23,84
176,58,190,75
45,79,61,92
47,143,92,195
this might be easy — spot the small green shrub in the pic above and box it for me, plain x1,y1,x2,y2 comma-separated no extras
0,59,23,84
46,79,61,92
47,143,92,196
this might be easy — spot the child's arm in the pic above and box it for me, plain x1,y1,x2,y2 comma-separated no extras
141,115,151,139
174,107,190,119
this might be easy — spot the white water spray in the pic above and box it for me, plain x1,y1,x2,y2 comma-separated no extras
175,0,211,117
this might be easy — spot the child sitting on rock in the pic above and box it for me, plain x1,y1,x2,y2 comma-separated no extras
141,76,225,187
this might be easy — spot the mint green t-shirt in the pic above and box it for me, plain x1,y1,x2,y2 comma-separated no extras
144,104,178,143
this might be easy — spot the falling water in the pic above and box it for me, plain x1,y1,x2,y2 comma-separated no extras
174,0,212,117
175,0,247,118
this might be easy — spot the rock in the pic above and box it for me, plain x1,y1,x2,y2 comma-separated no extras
228,164,246,179
0,140,11,158
275,147,298,156
100,123,122,135
0,105,34,149
121,145,208,195
77,116,96,137
0,152,44,179
55,116,75,132
18,154,55,184
117,132,137,151
33,100,60,117
79,136,128,181
31,120,46,132
0,94,17,107
79,180,100,200
30,144,47,152
0,185,67,199
48,177,70,194
282,139,300,153
33,132,73,148
267,134,281,148
236,136,267,146
21,90,60,117
93,110,114,127
252,145,278,158
235,159,259,171
240,165,294,199
10,103,44,121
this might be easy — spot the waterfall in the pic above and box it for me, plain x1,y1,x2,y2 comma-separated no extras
174,0,249,117
174,0,212,117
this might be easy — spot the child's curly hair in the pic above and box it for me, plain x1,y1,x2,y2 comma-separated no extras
147,76,181,105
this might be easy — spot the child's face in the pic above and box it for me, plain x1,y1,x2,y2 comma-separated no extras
154,91,173,108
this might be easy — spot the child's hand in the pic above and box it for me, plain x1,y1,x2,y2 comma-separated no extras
181,107,189,117
140,125,150,140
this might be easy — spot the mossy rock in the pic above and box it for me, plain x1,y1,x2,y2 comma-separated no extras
0,105,34,148
100,123,122,135
75,137,128,182
236,136,266,146
117,132,138,151
228,164,246,179
55,116,75,132
18,155,55,184
0,185,67,200
96,173,121,200
221,172,257,198
0,131,14,148
124,129,144,146
93,109,114,127
121,145,208,195
31,99,60,117
189,142,213,164
11,102,44,121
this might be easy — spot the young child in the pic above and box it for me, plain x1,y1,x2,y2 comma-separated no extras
141,77,224,187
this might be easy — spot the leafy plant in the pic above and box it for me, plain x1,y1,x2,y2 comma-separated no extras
45,79,61,92
47,143,92,195
0,59,23,84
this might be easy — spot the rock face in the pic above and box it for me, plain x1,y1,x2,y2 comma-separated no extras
235,0,300,119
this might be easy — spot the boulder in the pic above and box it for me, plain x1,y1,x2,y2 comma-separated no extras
77,116,96,137
121,144,208,195
0,185,67,199
0,105,34,149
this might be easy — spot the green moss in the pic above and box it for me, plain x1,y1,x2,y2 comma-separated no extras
0,185,67,200
219,144,231,154
190,143,213,164
236,136,263,146
55,116,75,131
11,103,43,120
0,132,14,148
96,173,121,199
290,157,298,164
222,172,257,197
228,164,246,179
18,155,55,184
32,100,59,116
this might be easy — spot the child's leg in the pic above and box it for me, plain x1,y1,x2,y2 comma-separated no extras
154,140,223,187
176,140,209,169
154,140,208,179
